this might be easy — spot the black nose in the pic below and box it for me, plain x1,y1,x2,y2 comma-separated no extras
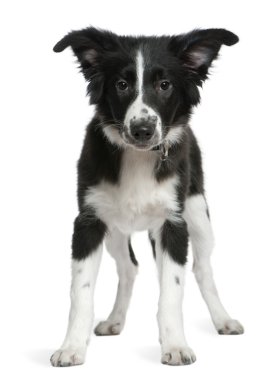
130,117,156,142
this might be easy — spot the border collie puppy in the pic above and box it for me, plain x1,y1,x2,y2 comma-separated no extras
51,27,244,367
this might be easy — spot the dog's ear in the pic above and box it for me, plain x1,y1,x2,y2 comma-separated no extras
169,28,239,84
53,27,119,104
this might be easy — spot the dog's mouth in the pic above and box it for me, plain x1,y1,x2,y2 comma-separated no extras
120,129,161,151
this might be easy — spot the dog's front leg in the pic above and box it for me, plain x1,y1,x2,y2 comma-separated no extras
153,218,196,366
50,213,106,367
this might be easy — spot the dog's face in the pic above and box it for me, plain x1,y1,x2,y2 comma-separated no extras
54,28,238,150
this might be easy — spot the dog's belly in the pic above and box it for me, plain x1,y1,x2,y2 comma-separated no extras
84,176,179,234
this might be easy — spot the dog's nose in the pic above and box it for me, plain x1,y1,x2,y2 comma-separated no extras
130,117,157,142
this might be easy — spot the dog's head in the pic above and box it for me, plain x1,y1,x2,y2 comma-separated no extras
54,28,238,150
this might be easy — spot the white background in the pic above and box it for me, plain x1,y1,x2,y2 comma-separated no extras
1,0,279,379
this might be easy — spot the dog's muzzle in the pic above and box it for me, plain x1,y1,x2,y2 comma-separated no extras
129,116,157,143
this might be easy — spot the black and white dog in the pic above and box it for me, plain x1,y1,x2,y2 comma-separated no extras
51,27,244,367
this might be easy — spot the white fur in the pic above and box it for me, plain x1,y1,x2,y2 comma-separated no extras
102,124,126,147
153,235,196,365
84,148,180,235
124,50,162,139
103,122,186,149
51,248,102,367
184,194,244,334
165,125,186,145
95,229,138,335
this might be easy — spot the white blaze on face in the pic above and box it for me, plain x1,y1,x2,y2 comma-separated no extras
124,50,162,139
137,50,144,96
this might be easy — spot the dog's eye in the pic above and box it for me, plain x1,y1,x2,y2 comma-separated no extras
116,80,128,91
160,80,171,91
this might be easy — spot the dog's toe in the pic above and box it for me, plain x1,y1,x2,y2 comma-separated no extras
217,319,244,335
94,320,123,336
161,346,196,366
50,348,85,367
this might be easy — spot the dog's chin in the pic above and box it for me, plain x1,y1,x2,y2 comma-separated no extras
121,135,159,152
125,141,159,152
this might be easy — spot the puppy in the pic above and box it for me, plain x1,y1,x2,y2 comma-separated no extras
51,27,244,367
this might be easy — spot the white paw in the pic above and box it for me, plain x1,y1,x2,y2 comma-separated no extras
94,320,123,336
50,347,85,367
161,346,196,366
217,319,244,335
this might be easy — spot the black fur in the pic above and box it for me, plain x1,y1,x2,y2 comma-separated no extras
77,118,123,210
149,233,156,260
54,27,238,127
54,27,238,262
161,219,189,265
128,238,138,266
72,212,106,260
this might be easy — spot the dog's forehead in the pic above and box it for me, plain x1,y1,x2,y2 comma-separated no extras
119,36,172,69
140,39,171,62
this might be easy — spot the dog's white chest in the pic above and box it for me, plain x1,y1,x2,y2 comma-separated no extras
84,149,179,234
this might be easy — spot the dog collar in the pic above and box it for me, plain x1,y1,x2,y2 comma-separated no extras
151,142,169,161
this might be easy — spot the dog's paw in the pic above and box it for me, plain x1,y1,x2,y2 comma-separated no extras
50,347,85,367
94,320,123,336
161,346,196,366
217,319,244,335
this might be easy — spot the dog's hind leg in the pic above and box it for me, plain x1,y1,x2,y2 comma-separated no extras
184,194,244,335
94,229,138,336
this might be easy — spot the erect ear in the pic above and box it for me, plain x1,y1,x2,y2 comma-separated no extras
169,28,239,84
53,27,119,103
